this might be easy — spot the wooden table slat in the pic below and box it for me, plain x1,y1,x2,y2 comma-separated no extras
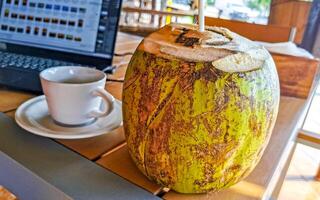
114,32,142,54
58,127,126,160
0,90,34,112
5,110,15,119
97,144,163,195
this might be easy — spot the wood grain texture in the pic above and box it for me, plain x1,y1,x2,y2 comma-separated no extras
105,82,123,100
298,131,320,145
114,32,142,54
272,54,320,99
115,41,142,55
269,0,312,44
96,145,163,195
57,126,126,160
0,89,34,112
116,32,142,42
5,110,15,119
163,96,306,200
205,17,294,43
316,166,320,181
0,185,17,200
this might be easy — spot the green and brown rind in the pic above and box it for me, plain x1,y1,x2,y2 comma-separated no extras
122,24,280,193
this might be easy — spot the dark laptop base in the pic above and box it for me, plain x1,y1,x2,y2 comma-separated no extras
0,67,42,92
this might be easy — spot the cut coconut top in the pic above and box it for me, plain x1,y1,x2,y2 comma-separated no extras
140,23,271,73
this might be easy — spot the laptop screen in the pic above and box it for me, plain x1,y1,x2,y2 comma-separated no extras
0,0,121,61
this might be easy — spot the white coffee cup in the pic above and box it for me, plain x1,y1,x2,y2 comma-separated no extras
40,66,115,126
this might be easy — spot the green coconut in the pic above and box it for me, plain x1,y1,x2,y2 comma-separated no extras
122,23,280,193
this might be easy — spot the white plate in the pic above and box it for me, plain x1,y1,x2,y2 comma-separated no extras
15,95,123,139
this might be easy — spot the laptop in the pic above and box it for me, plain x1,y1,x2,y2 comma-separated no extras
0,0,122,92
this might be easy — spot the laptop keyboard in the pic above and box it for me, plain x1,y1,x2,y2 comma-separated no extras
0,51,81,71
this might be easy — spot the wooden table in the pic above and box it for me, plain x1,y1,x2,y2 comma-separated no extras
1,32,319,200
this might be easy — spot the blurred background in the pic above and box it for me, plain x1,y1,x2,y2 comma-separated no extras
119,0,319,57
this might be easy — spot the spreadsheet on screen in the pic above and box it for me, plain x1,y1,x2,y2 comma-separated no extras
0,0,118,58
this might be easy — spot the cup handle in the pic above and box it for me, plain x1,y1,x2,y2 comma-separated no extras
89,88,115,118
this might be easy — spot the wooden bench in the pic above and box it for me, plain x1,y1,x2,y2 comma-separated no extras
204,17,297,43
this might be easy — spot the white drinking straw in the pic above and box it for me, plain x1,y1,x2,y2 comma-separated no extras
199,0,205,32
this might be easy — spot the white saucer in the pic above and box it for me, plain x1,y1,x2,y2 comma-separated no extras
15,95,123,139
